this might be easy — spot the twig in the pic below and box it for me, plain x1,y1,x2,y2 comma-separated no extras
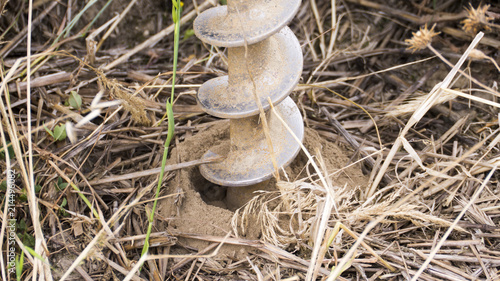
86,155,223,186
442,26,500,49
344,0,466,25
7,72,71,93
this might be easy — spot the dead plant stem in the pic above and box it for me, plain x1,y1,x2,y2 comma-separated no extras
411,166,497,281
328,133,491,281
367,32,484,198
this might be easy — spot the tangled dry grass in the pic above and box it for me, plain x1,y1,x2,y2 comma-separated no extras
1,0,500,280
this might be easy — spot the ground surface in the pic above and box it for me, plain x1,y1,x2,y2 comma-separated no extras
1,0,500,280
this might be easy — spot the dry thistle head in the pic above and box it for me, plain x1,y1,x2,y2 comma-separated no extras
461,4,493,35
405,24,440,52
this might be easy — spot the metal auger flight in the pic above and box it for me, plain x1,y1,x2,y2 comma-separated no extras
194,0,304,187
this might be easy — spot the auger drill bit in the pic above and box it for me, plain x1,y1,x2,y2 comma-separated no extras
194,0,304,187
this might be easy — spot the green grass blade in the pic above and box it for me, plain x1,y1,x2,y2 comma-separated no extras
141,0,182,260
16,252,24,281
70,182,100,219
24,245,46,263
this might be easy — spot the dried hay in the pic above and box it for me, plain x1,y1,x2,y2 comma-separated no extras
1,0,500,280
233,179,464,249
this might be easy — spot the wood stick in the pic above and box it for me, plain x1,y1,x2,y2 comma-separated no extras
442,27,500,49
8,72,71,93
86,155,223,186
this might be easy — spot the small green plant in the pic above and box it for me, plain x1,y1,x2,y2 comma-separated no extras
23,245,46,263
0,141,15,159
16,252,24,281
44,124,67,141
59,198,69,216
19,190,27,202
55,177,69,191
18,184,41,202
141,0,182,261
0,181,6,201
183,28,195,40
17,219,35,248
0,180,7,191
56,176,100,219
66,91,82,110
55,0,111,42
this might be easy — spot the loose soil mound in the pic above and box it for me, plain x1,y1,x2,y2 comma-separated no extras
159,122,368,253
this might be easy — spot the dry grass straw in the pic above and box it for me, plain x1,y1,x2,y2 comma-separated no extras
412,166,497,280
1,11,165,281
94,0,138,52
122,233,229,281
57,176,163,281
236,96,472,279
0,60,22,280
231,27,499,280
267,99,337,280
23,0,52,278
369,32,485,197
330,31,494,280
232,164,465,278
3,0,500,279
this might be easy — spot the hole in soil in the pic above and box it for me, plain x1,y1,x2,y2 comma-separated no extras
191,169,229,209
191,168,276,211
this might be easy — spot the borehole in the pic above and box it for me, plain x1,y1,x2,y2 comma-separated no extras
192,167,277,211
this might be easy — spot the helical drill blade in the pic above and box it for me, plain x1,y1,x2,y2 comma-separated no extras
195,0,305,187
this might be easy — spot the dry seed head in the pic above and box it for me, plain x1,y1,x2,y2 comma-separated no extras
462,4,493,35
405,24,440,52
468,49,487,60
106,79,151,125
